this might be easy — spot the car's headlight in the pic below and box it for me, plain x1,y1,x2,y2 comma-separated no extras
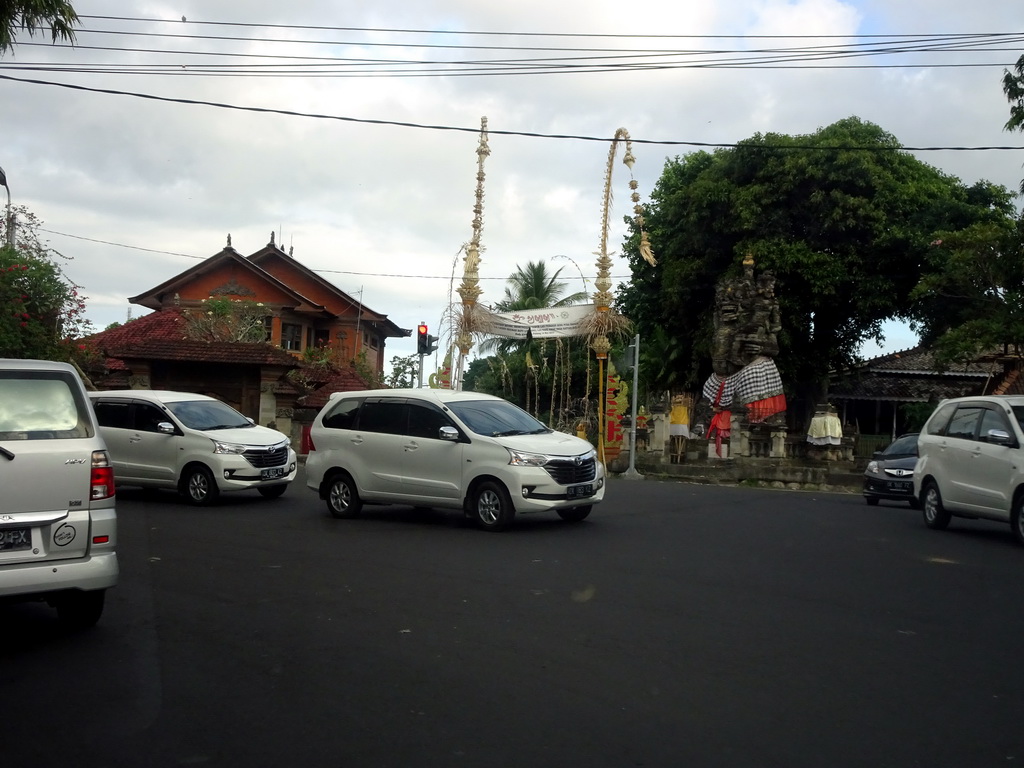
213,440,248,455
507,448,549,467
865,460,879,474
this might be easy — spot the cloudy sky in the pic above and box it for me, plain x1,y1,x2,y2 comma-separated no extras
4,0,1024,362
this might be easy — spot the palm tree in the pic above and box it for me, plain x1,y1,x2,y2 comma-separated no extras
477,261,590,419
494,260,588,312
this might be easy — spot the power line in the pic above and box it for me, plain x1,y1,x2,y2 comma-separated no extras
5,74,1023,152
38,227,626,281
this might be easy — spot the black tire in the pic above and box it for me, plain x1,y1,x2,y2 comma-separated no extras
1011,495,1024,546
326,472,362,518
557,505,592,522
56,590,105,629
865,497,879,506
471,480,514,532
181,465,219,506
258,484,287,499
921,480,951,530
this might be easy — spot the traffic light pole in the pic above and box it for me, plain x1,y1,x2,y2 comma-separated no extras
622,333,643,479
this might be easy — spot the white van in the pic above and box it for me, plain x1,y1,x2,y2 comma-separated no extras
305,389,605,531
0,359,118,628
914,394,1024,544
89,390,297,505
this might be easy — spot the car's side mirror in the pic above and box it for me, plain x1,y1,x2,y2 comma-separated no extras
157,421,176,435
985,428,1014,446
439,426,460,442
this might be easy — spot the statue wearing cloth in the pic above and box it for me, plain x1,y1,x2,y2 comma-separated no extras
702,258,786,454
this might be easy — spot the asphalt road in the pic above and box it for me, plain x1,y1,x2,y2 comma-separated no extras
4,473,1024,768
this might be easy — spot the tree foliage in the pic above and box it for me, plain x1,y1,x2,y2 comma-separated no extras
616,117,1016,413
468,260,594,427
0,205,94,360
1003,53,1024,192
909,215,1024,367
0,0,79,53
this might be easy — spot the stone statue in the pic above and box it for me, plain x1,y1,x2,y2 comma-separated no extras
703,257,786,426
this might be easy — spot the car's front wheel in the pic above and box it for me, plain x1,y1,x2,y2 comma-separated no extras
922,480,951,530
325,472,362,518
181,465,219,506
1010,495,1024,546
557,505,592,522
471,480,514,532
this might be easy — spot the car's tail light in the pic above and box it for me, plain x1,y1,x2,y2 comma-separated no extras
90,450,116,500
307,434,316,452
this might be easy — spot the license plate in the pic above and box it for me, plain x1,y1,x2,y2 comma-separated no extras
261,467,285,481
885,480,911,492
0,527,32,552
567,483,593,499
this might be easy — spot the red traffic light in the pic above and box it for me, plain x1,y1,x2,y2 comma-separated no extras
417,323,429,354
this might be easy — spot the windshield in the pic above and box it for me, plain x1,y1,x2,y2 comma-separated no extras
882,433,918,457
446,398,549,437
166,399,253,431
1012,406,1024,435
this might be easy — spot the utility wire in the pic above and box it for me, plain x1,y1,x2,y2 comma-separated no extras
38,227,627,281
4,74,1023,151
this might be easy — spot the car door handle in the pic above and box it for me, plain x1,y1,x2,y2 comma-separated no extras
129,436,142,443
403,442,418,451
350,437,363,445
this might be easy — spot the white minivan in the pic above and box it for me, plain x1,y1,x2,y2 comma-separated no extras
914,394,1024,544
0,359,118,628
305,389,606,531
89,390,297,505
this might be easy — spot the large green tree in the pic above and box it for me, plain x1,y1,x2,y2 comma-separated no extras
909,215,1024,367
1,0,79,53
1004,53,1024,194
616,117,1015,418
1,205,93,360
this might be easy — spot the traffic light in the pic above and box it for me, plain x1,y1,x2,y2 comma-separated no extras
417,324,439,355
417,323,429,354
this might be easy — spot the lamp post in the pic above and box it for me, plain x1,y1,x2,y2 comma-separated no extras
0,165,12,248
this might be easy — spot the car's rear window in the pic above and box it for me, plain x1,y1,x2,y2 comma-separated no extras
0,371,93,440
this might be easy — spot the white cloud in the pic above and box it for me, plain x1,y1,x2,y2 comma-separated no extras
3,0,1023,363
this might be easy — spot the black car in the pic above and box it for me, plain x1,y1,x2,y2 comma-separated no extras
863,433,919,507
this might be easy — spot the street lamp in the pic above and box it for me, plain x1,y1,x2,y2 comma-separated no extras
0,165,12,248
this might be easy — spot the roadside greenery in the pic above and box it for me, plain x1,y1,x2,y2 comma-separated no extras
0,0,79,53
0,205,94,362
615,116,1018,418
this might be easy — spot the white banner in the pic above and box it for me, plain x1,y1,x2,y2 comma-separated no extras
485,304,595,340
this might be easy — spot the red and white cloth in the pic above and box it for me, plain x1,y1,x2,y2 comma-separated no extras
702,356,786,424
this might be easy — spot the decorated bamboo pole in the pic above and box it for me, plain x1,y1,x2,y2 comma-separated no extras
585,128,656,463
454,117,491,390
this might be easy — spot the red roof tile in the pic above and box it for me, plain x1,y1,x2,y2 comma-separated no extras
90,308,300,367
297,367,373,408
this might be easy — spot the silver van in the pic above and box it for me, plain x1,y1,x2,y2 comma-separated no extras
89,390,297,505
305,389,606,531
0,359,118,627
914,394,1024,544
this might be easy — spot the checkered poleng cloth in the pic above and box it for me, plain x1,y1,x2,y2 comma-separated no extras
702,357,784,409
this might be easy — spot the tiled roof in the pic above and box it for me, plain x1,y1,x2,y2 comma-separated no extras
831,345,1001,402
297,367,373,409
856,346,998,376
90,309,300,367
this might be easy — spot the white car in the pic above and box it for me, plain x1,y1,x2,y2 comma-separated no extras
305,388,606,531
89,390,297,505
914,394,1024,544
0,359,118,628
